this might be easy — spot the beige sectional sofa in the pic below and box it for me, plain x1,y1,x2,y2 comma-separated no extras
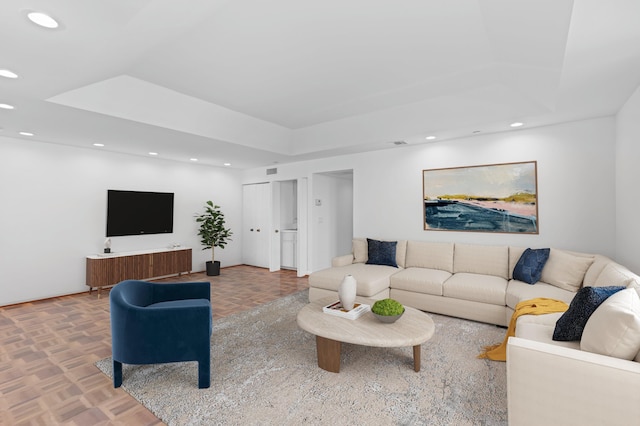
309,238,640,425
308,238,628,327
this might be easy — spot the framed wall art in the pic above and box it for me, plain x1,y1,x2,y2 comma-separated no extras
423,161,538,234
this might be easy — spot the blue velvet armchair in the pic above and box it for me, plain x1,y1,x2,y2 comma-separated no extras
109,280,212,389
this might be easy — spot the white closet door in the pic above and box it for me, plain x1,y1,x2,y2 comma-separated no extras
269,182,281,272
242,183,270,268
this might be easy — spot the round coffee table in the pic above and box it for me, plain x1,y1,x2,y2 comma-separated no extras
296,297,435,373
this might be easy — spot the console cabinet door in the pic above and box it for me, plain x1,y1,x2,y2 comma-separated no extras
86,248,192,291
151,251,177,277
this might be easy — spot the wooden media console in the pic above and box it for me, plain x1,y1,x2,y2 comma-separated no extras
86,247,192,297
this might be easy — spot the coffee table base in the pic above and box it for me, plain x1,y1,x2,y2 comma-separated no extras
315,335,421,373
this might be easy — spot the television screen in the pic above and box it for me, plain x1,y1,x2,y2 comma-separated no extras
106,190,174,237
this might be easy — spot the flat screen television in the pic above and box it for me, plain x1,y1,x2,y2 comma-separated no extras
106,190,174,237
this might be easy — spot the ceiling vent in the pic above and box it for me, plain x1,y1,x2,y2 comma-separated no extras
266,167,278,175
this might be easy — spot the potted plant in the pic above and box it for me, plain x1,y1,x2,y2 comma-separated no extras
195,201,233,276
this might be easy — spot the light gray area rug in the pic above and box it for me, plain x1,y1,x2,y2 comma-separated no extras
96,290,507,425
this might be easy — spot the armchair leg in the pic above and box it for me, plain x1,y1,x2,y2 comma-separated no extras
198,357,210,389
113,360,123,388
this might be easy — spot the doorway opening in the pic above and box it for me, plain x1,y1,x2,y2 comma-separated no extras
311,170,354,272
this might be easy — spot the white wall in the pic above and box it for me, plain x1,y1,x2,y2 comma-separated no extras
3,113,622,305
0,137,243,306
335,173,354,256
353,118,616,253
244,116,618,271
311,172,354,270
616,85,640,274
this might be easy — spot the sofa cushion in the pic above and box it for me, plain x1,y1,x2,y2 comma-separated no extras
405,241,454,272
389,267,452,296
366,238,398,267
353,238,368,263
631,283,640,362
308,263,398,297
553,286,626,341
582,254,612,286
506,280,575,310
581,288,640,360
453,244,509,279
513,248,550,284
508,246,527,279
540,249,594,292
594,263,635,287
515,312,581,350
443,272,507,306
352,238,407,268
395,240,407,269
631,281,640,298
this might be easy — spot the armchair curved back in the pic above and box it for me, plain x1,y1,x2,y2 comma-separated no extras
111,279,155,307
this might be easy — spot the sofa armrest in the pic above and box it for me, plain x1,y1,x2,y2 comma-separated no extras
332,254,354,267
507,337,640,426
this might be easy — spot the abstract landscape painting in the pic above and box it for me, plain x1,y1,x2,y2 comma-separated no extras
423,161,538,234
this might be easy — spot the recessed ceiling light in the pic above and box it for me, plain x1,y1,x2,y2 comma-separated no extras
510,122,524,128
0,69,18,79
425,136,436,140
19,131,34,136
149,152,158,156
0,103,15,110
27,12,59,29
190,158,198,162
223,162,231,167
93,143,104,147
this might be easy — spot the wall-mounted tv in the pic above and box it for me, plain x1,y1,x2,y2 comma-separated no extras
106,190,174,237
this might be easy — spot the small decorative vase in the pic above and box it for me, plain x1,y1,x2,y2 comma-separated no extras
338,274,357,311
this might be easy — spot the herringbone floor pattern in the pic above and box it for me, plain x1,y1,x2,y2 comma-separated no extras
0,266,309,425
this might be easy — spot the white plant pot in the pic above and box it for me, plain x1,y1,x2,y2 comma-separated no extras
338,274,357,311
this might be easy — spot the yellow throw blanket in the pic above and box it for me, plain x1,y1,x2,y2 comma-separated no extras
478,298,568,361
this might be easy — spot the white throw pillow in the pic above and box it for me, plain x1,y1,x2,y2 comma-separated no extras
540,249,594,292
580,288,640,360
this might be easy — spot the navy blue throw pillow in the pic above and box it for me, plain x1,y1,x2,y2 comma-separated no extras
513,248,550,284
366,238,398,267
552,285,626,341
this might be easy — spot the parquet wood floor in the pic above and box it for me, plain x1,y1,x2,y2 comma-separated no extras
0,266,309,425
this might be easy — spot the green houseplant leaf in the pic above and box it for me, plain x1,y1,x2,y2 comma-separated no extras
195,200,233,263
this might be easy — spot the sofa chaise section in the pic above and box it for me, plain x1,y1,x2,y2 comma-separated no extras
308,239,407,302
308,262,397,301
